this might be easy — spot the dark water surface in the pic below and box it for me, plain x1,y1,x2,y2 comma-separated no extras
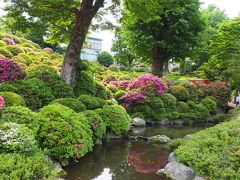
64,124,214,180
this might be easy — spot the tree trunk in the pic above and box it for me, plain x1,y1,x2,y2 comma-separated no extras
164,60,170,76
61,0,104,87
152,47,165,77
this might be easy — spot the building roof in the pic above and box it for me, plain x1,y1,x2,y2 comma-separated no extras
87,36,103,41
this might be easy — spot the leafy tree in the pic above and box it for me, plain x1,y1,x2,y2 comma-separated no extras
3,0,120,87
121,0,204,77
97,51,113,67
111,27,136,68
200,17,240,87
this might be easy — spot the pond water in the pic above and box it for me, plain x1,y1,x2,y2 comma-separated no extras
64,124,214,180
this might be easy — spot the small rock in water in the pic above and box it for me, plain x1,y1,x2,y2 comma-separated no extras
131,118,146,127
54,162,63,173
150,135,171,143
157,162,194,180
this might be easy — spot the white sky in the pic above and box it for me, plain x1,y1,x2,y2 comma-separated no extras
0,0,240,51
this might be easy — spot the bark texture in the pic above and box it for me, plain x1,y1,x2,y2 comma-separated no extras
61,0,104,87
152,47,165,77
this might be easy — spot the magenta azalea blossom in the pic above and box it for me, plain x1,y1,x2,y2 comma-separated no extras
3,38,16,45
0,96,4,110
0,58,26,82
43,47,53,53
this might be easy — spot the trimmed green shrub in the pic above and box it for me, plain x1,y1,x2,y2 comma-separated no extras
75,72,96,96
0,40,7,47
169,85,190,102
0,47,13,58
50,98,86,112
27,66,75,99
78,95,100,110
0,152,57,179
182,83,204,102
114,90,125,101
95,82,108,100
0,91,26,107
201,97,217,114
38,104,93,164
106,84,118,93
1,106,39,131
0,123,38,154
83,110,106,142
175,119,240,179
0,83,17,92
7,45,24,56
131,103,154,119
95,97,107,108
98,105,131,135
177,102,190,112
97,51,113,67
148,96,164,109
16,78,55,109
160,93,177,108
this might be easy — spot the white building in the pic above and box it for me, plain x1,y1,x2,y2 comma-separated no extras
81,37,102,61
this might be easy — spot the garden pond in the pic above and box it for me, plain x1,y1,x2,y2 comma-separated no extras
64,123,215,180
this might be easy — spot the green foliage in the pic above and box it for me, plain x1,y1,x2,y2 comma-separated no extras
78,95,101,110
38,104,93,164
0,123,38,155
177,102,190,112
169,138,187,151
97,51,113,67
50,98,86,112
175,116,240,179
95,82,108,100
201,97,217,114
0,91,26,107
106,84,118,93
0,40,7,47
0,47,13,58
83,110,106,142
0,152,57,180
98,105,131,135
75,72,96,97
1,106,39,131
7,45,24,56
114,90,125,101
182,83,204,102
0,83,17,92
169,85,190,102
16,78,55,110
27,65,75,99
148,96,164,109
160,93,177,108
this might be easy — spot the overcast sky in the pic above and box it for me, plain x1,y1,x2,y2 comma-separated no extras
0,0,239,52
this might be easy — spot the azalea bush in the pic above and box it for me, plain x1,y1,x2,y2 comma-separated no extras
0,58,26,82
3,38,16,45
0,96,4,110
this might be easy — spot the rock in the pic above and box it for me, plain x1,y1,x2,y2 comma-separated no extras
136,136,150,141
131,127,146,134
111,98,118,104
168,152,179,163
194,176,205,180
173,120,184,125
157,162,195,180
157,119,170,125
54,162,63,173
131,118,146,127
184,134,192,139
150,135,171,143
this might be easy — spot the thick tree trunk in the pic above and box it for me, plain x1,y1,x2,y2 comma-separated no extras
61,0,104,87
152,47,165,77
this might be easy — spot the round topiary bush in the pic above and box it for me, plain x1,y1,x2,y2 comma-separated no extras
182,83,204,102
0,152,57,180
75,72,96,97
114,90,125,101
98,105,131,135
0,83,17,92
78,94,100,110
106,84,118,93
16,78,55,110
0,91,26,107
0,123,38,154
201,97,217,114
83,110,106,142
177,102,190,112
0,48,13,58
169,85,190,102
1,106,39,131
97,51,113,67
95,82,108,100
7,45,24,56
160,93,177,108
38,104,93,164
26,65,75,99
148,96,164,109
0,58,26,82
49,98,86,112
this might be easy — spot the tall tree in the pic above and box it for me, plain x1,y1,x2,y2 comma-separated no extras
121,0,204,77
3,0,120,87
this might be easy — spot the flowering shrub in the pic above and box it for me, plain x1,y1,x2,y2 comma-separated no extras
120,91,146,109
3,38,16,45
0,58,26,82
0,123,38,155
0,96,4,110
43,47,53,53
